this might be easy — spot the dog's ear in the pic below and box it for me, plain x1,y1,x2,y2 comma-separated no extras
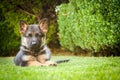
19,20,28,34
39,18,48,34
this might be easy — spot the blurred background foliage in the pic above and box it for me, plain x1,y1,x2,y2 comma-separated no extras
57,0,120,56
0,0,68,56
0,0,120,56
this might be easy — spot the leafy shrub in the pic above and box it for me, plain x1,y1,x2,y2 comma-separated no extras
57,0,120,55
46,21,59,48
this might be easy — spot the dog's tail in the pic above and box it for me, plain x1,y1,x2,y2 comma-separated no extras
55,59,70,64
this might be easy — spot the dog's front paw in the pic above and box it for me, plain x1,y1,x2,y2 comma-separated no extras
45,61,57,66
49,62,57,66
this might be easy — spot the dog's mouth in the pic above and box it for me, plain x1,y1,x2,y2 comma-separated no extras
30,46,40,52
30,41,40,51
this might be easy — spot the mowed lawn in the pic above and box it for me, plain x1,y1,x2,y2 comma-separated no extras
0,56,120,80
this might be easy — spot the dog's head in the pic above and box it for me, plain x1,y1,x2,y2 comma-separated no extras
19,18,48,51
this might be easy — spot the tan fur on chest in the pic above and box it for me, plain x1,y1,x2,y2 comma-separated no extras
22,54,56,66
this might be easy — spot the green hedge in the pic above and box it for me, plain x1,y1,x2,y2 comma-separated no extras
57,0,120,55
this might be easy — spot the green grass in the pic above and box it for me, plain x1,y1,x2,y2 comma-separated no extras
0,56,120,80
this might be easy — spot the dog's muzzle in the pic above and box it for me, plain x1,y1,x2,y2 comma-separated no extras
31,41,40,49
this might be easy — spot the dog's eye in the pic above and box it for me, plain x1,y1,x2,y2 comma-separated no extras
35,33,44,37
35,33,39,37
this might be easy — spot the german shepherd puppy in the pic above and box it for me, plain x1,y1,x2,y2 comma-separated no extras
14,18,69,67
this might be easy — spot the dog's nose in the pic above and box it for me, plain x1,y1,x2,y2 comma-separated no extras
32,41,37,45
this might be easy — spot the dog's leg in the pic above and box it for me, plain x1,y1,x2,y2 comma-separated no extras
22,55,42,66
28,61,42,66
45,61,57,66
28,61,56,66
37,54,57,66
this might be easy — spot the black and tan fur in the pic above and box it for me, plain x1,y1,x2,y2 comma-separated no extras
14,18,69,67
